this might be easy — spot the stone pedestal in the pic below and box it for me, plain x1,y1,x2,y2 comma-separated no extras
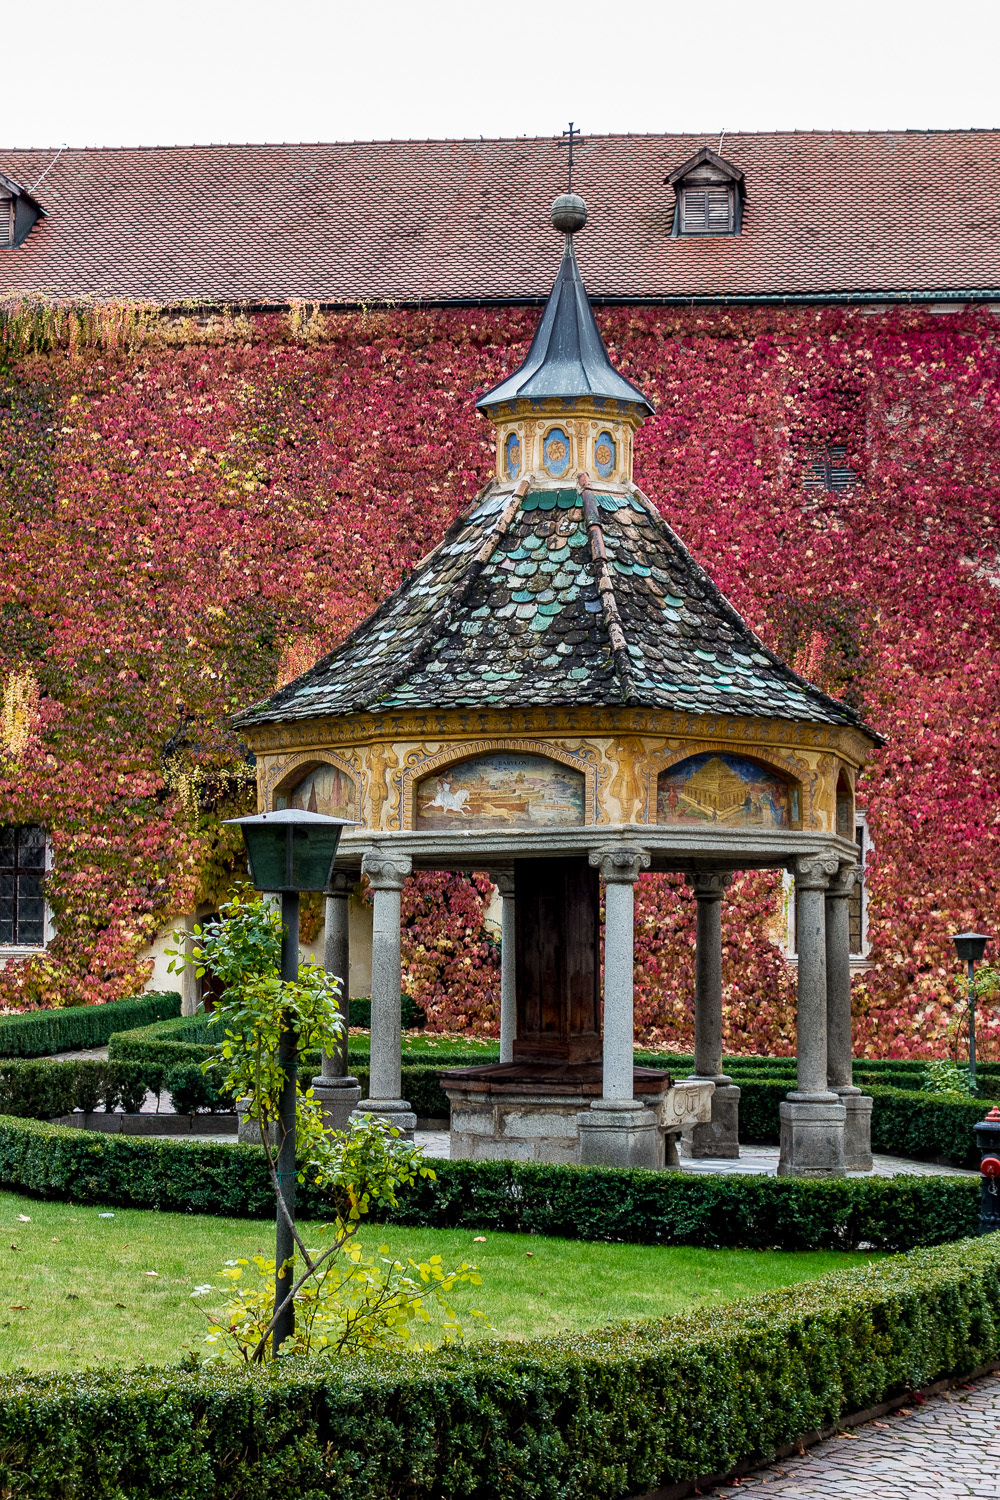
835,1085,874,1172
778,1095,847,1177
311,1074,362,1133
578,1100,664,1170
680,1079,740,1159
236,1098,278,1148
440,1061,677,1166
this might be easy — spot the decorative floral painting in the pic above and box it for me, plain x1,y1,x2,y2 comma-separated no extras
416,753,585,830
657,754,796,828
277,763,357,820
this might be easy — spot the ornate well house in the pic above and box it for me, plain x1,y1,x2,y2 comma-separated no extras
237,193,881,1178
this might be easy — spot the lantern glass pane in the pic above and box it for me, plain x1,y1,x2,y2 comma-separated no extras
290,826,342,891
243,825,291,892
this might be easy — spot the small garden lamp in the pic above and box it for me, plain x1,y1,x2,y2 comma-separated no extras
953,931,991,1091
226,808,355,1354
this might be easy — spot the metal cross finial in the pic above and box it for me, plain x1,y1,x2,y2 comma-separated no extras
560,122,581,193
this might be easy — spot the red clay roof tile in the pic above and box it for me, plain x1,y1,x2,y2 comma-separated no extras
1,131,999,305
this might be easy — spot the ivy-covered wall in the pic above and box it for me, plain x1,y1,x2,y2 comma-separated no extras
1,299,998,1057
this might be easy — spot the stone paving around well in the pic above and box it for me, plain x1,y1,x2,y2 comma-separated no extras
409,1132,973,1177
698,1371,1000,1498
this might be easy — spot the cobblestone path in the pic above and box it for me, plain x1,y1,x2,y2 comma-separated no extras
701,1372,1000,1497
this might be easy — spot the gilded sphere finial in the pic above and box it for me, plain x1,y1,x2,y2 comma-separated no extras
551,193,587,234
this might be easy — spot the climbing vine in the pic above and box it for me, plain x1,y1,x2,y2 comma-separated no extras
2,298,999,1056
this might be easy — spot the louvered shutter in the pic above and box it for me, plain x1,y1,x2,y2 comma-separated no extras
0,198,11,248
681,186,733,234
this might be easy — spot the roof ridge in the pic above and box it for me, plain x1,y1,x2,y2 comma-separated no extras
579,474,637,706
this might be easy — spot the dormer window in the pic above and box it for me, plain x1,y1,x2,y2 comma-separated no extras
0,171,45,249
666,146,745,237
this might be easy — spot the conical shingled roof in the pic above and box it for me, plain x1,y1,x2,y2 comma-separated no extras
236,478,862,728
476,235,653,416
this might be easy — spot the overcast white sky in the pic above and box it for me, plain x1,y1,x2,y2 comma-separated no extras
5,0,996,148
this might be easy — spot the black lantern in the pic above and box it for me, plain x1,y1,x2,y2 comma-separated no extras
953,932,990,965
952,931,991,1091
225,808,355,1356
228,808,354,893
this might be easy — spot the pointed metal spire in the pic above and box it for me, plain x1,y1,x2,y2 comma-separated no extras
477,195,653,418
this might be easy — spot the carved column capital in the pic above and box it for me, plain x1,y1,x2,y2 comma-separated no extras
826,861,862,900
686,870,734,901
325,868,354,898
795,853,841,891
589,844,651,884
361,850,412,891
494,872,516,899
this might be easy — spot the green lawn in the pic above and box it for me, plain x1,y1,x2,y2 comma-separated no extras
0,1188,878,1372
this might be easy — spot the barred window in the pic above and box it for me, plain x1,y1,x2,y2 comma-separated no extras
0,825,47,947
803,447,860,494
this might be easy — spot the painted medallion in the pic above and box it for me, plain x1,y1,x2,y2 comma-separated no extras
277,763,357,820
416,752,585,830
657,754,795,829
594,430,616,479
542,428,571,478
504,431,521,479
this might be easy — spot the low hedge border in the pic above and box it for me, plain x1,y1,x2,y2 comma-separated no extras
0,1115,979,1250
2,1235,1000,1500
106,1023,994,1167
0,992,181,1059
0,1059,163,1119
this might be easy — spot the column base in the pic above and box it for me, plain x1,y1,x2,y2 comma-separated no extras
832,1086,873,1172
577,1100,664,1171
351,1099,417,1140
680,1076,740,1159
311,1075,362,1134
777,1094,846,1177
236,1098,278,1148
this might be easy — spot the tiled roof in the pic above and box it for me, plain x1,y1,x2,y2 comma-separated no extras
2,131,1000,305
236,479,861,729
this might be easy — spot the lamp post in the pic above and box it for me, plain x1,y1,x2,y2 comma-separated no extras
952,931,991,1092
225,808,354,1355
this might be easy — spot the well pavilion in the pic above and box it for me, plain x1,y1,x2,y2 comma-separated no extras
236,193,880,1178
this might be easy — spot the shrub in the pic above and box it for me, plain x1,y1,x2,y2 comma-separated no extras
0,1116,979,1250
0,992,181,1059
346,995,425,1029
2,1236,1000,1499
0,1059,163,1120
164,1063,228,1115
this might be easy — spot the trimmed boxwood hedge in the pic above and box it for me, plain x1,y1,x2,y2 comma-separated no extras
107,1023,995,1166
0,1115,979,1250
2,1235,1000,1500
0,992,181,1059
0,1058,162,1118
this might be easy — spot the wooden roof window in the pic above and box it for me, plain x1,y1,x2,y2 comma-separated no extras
0,171,44,248
666,146,745,237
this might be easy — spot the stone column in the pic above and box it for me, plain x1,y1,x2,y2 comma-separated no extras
312,869,361,1132
351,850,416,1138
578,845,662,1168
826,860,872,1171
778,853,846,1177
681,871,740,1159
497,872,516,1065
